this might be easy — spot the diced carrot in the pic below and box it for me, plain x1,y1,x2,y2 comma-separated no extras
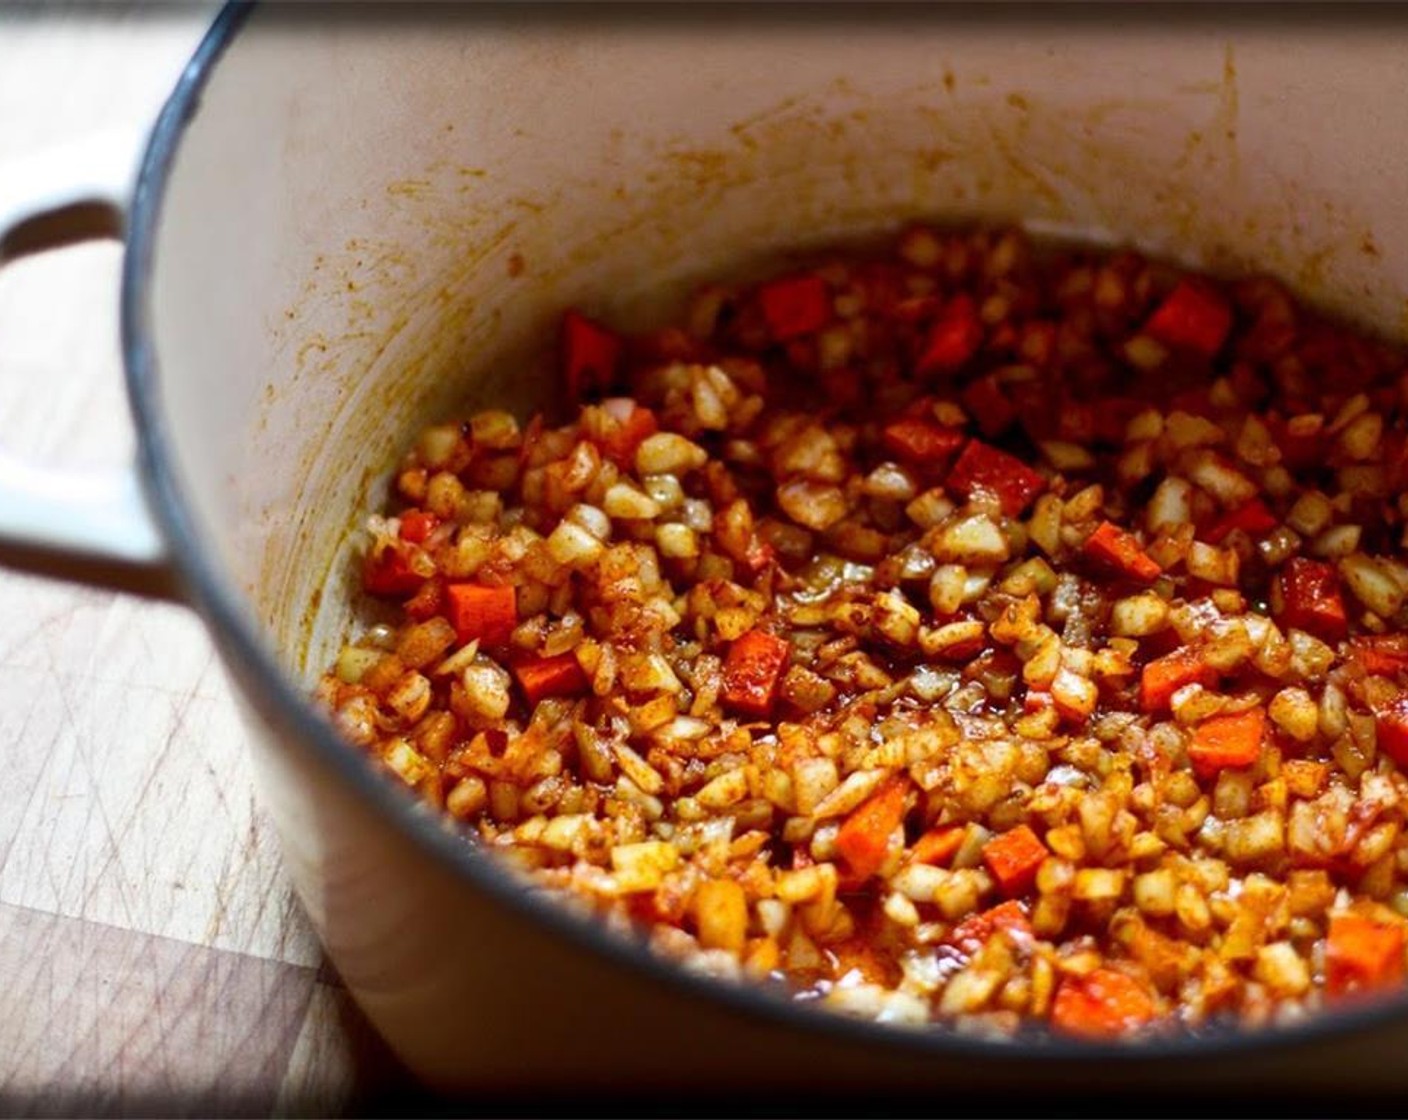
1083,521,1162,582
758,274,830,341
916,294,983,375
514,652,590,705
362,543,426,598
948,900,1032,953
1188,707,1266,779
721,630,791,718
444,583,518,647
1205,499,1278,544
1326,913,1405,998
1143,278,1232,359
986,899,1033,936
909,824,966,867
982,824,1049,897
835,776,909,882
598,399,660,466
1140,647,1217,712
945,439,1046,517
561,309,622,403
1274,556,1348,643
960,375,1016,438
1374,694,1408,769
1349,634,1408,679
881,417,965,464
399,509,439,544
1051,968,1158,1038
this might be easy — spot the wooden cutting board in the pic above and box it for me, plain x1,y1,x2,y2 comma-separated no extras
0,8,407,1115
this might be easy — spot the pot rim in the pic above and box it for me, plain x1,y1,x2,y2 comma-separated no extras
118,0,1408,1070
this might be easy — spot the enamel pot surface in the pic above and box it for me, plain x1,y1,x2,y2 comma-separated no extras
6,3,1408,1098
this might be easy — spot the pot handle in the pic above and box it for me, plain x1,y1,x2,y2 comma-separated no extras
0,130,173,595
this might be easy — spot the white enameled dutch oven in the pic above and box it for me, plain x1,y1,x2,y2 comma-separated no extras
7,3,1408,1100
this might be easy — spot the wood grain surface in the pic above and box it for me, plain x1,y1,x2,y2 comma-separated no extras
0,7,408,1115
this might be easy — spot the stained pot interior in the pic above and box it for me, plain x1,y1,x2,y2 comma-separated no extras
142,8,1408,695
112,17,1408,1086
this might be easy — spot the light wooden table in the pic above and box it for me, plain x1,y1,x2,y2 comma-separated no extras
0,8,408,1115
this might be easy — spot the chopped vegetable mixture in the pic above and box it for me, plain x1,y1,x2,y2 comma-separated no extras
317,225,1408,1040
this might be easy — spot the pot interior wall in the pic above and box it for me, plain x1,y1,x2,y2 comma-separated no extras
148,6,1408,700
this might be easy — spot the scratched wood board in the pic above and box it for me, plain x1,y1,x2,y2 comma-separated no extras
0,8,408,1115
